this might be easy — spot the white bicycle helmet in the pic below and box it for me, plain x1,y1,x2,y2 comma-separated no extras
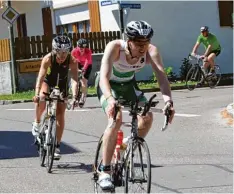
52,35,71,52
125,20,154,40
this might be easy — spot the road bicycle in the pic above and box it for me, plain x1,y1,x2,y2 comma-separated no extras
67,69,86,110
36,84,65,173
92,93,172,193
185,54,221,91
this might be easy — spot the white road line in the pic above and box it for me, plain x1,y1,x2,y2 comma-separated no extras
6,109,35,111
6,108,201,117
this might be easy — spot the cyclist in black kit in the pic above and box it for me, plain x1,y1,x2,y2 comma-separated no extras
31,35,78,159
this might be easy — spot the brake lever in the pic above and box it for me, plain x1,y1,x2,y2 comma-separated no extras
161,108,172,131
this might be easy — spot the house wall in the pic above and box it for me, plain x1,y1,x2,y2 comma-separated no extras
54,3,89,25
99,1,233,75
0,1,44,39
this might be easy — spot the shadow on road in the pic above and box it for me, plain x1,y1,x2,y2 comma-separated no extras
0,131,80,159
54,162,93,174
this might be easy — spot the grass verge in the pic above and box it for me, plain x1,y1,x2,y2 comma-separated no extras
0,81,186,101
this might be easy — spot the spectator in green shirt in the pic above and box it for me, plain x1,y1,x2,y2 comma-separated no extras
191,26,221,78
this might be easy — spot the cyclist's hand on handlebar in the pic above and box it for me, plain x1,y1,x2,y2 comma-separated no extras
32,95,40,103
201,56,208,62
191,52,196,57
107,96,117,119
163,101,175,124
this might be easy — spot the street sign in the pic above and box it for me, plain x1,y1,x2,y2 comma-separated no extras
2,6,20,24
120,3,141,9
101,0,118,6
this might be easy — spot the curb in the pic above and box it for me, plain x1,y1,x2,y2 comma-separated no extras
0,99,32,105
226,103,234,118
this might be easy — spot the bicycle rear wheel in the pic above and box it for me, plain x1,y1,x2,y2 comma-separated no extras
208,65,222,88
93,134,105,193
46,117,57,173
124,137,151,193
186,66,202,91
93,134,124,193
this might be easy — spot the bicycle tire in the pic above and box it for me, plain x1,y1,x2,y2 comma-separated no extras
93,134,124,193
39,114,48,167
46,117,57,173
186,66,202,91
93,134,103,193
208,65,222,89
124,137,151,193
77,81,84,108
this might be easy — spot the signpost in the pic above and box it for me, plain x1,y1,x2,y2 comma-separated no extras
100,0,142,40
2,1,19,94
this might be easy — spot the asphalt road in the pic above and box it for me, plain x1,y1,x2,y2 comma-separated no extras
0,86,233,193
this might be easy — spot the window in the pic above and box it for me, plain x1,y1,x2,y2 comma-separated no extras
56,20,91,34
78,22,84,33
86,20,90,32
218,1,233,27
67,24,73,33
17,14,27,37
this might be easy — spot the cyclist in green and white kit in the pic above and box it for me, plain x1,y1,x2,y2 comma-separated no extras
191,26,221,84
95,20,175,190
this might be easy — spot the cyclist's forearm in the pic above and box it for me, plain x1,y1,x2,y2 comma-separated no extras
100,77,112,99
158,75,172,102
192,42,199,54
35,75,45,95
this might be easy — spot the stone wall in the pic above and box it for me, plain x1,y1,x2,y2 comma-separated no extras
0,61,12,94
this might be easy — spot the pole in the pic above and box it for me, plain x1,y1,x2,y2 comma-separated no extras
7,0,17,94
118,1,124,40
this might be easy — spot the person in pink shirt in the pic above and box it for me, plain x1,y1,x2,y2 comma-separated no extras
71,38,92,106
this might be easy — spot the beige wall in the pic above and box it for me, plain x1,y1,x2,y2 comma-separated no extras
0,1,44,39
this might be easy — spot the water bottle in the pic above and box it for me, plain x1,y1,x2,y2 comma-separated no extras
113,129,124,161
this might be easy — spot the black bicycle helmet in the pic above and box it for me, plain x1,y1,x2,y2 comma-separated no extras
200,26,209,32
52,35,71,51
77,38,88,48
125,20,154,40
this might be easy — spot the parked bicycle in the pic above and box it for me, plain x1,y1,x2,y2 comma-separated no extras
185,54,221,91
67,69,86,110
92,94,172,193
36,86,65,173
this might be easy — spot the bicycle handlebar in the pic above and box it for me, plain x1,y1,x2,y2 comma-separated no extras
42,91,65,102
188,53,203,63
108,94,172,131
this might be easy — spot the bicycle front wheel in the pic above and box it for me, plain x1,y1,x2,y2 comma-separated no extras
124,137,151,193
186,66,202,91
39,114,48,167
208,65,222,88
46,117,57,173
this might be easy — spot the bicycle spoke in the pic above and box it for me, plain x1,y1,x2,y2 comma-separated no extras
208,65,222,88
186,66,202,90
46,118,57,173
125,138,151,193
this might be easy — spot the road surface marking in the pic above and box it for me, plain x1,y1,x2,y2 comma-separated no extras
6,108,201,117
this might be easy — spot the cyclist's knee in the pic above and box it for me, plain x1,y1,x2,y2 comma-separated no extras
113,111,122,129
138,112,153,128
57,104,66,115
